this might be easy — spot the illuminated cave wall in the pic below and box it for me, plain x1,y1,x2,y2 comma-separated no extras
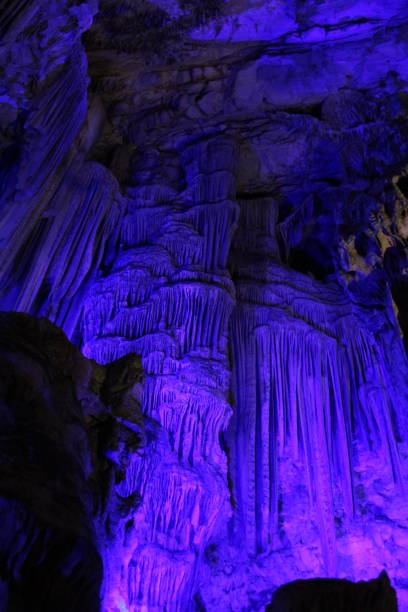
2,1,408,610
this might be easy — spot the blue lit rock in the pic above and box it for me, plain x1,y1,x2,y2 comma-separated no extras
1,0,408,610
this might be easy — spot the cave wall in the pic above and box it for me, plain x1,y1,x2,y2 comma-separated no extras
2,1,408,610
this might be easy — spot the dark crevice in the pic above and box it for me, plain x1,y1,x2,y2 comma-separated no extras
397,176,408,198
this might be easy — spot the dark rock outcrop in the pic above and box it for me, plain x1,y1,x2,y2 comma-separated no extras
0,312,144,611
265,571,398,612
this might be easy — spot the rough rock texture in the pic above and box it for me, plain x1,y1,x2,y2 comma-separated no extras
2,0,408,610
0,0,116,340
0,312,145,611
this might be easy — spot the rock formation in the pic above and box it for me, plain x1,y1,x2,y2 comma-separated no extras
265,571,398,612
1,0,408,610
0,312,144,611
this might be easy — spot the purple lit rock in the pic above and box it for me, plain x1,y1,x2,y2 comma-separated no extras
1,0,408,610
82,136,237,609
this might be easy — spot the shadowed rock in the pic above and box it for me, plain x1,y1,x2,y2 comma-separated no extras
0,313,144,611
266,571,398,612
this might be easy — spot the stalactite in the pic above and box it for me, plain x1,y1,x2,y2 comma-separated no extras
160,283,234,353
0,45,90,283
185,201,239,270
144,375,232,466
230,283,406,573
228,188,408,583
190,172,236,204
3,2,408,607
232,197,280,258
80,135,239,609
120,205,172,247
127,546,195,610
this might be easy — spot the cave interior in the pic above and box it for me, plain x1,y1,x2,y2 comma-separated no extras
1,0,408,610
